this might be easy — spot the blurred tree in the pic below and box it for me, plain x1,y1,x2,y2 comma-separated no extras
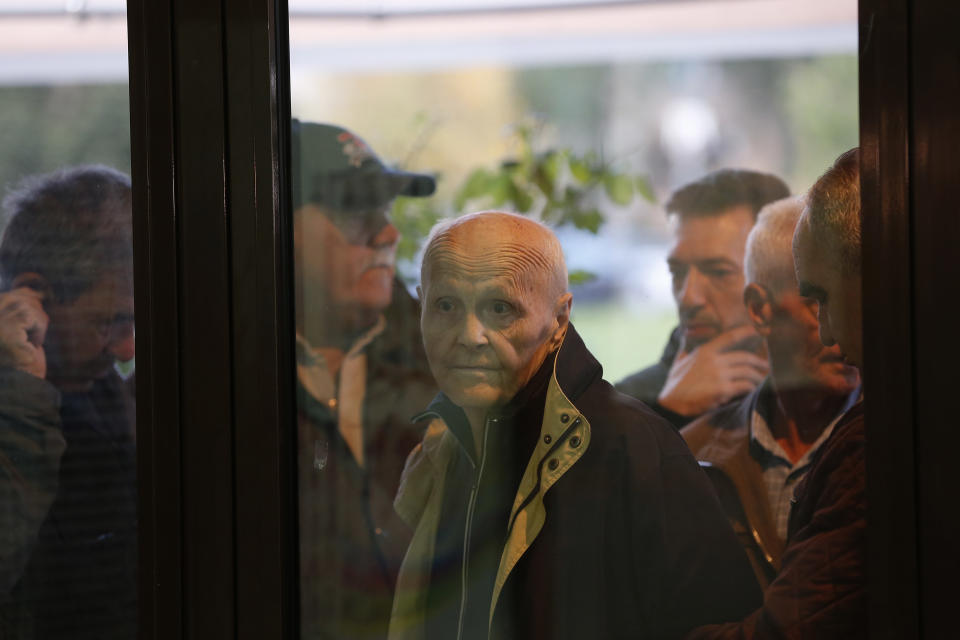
0,84,130,229
782,56,858,188
453,121,654,230
512,65,611,154
391,119,655,285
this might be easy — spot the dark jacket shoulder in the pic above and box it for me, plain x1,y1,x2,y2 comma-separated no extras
0,369,63,595
787,401,866,540
615,326,694,428
542,329,763,638
685,402,867,640
557,328,689,464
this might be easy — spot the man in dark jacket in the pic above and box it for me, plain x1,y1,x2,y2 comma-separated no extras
616,169,789,428
390,211,761,640
0,287,63,599
292,121,439,639
681,196,860,590
687,148,866,639
0,165,137,639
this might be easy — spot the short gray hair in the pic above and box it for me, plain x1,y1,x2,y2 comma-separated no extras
0,165,132,302
798,148,861,275
745,196,805,294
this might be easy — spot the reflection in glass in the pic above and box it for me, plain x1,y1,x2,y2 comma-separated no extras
289,0,862,638
0,6,135,639
292,121,438,639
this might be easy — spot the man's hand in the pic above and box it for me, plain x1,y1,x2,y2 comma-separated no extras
657,325,769,418
0,287,48,379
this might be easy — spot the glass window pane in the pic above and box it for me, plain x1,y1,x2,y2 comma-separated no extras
288,1,862,637
0,4,136,638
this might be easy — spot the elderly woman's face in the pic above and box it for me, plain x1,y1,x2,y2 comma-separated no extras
418,221,567,418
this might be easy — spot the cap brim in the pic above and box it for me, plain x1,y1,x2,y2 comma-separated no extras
308,170,436,212
392,170,436,198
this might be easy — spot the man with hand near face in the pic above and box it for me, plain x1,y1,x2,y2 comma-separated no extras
681,196,861,590
0,165,137,639
0,286,63,596
390,211,761,640
687,149,867,639
292,121,439,640
617,169,790,428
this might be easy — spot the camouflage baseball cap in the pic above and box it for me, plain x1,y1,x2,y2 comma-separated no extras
291,119,436,212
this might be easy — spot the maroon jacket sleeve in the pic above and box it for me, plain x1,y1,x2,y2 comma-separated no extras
684,407,867,640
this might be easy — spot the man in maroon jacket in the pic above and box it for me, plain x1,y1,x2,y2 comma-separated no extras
681,195,861,591
687,147,866,640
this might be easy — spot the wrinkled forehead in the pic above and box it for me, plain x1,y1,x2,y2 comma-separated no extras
422,230,553,293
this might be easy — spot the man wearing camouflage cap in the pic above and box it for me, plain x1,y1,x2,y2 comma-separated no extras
292,121,438,640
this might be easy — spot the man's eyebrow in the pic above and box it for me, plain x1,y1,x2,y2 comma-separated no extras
478,282,524,302
798,281,827,301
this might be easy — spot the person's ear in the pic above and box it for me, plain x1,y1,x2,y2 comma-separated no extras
11,272,51,300
549,292,573,349
743,283,773,337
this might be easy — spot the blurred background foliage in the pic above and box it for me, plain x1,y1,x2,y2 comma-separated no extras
391,119,656,282
296,54,857,378
0,54,857,379
0,84,130,227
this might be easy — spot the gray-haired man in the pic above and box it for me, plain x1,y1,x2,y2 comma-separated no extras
681,196,860,590
688,148,867,639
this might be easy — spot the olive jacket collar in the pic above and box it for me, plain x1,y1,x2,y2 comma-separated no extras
388,326,595,640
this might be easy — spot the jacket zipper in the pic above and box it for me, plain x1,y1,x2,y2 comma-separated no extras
456,417,494,640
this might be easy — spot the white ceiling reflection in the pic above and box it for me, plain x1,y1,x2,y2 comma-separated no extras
0,1,125,15
0,0,856,84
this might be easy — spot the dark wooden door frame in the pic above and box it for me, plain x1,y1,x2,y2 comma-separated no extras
860,0,960,639
902,0,960,637
127,0,296,637
859,0,919,638
861,0,960,638
222,0,298,637
127,0,958,637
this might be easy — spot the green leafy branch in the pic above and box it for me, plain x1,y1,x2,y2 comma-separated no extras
452,122,655,234
391,119,656,287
